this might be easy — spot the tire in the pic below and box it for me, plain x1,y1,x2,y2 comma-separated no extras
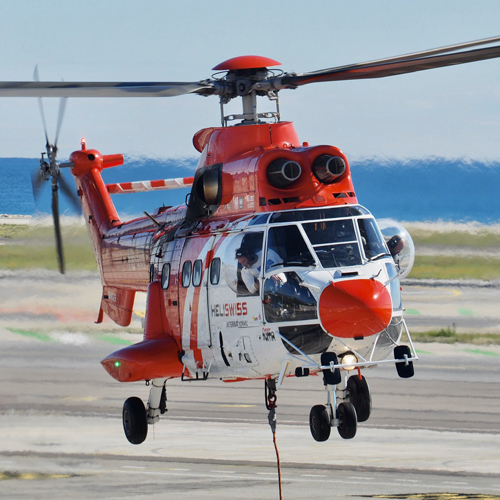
309,404,331,442
321,352,341,386
394,345,415,379
123,397,148,445
347,375,371,423
337,402,357,439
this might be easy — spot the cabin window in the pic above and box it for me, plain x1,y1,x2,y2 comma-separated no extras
192,259,203,287
222,231,264,296
210,257,221,285
263,271,318,323
182,261,192,288
161,263,170,290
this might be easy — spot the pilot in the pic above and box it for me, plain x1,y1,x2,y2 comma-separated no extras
236,248,261,294
236,247,283,294
387,234,406,271
388,234,405,256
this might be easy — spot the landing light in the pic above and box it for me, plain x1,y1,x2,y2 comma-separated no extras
341,353,357,370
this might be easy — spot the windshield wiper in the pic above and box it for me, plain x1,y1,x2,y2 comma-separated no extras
268,257,315,269
368,252,391,262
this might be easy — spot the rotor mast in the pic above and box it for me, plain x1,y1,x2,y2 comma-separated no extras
212,56,283,127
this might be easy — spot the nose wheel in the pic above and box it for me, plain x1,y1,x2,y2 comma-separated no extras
309,352,359,441
309,404,331,442
346,374,371,422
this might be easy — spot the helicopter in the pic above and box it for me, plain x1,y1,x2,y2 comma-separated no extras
1,36,500,445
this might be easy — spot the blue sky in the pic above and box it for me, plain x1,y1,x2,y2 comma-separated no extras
1,0,500,161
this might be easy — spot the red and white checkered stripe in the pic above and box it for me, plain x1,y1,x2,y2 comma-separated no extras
106,177,194,194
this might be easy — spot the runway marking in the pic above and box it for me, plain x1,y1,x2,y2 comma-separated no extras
368,494,500,499
403,287,462,300
0,471,72,481
463,348,500,358
6,327,52,342
63,396,99,402
5,327,133,347
218,404,256,408
98,335,133,346
112,469,479,491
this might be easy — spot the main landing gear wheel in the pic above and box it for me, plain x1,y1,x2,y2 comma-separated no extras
394,345,415,379
309,404,331,442
347,375,371,422
123,397,148,445
337,402,357,439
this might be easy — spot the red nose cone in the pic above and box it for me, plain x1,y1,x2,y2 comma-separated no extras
319,279,392,338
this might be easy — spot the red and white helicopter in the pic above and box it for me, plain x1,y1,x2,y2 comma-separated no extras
2,36,500,444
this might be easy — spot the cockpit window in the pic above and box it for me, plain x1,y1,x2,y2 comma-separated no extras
357,218,389,260
303,219,361,268
266,225,315,271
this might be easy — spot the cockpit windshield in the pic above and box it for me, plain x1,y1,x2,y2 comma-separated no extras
357,218,389,260
265,225,315,271
302,219,362,268
264,207,389,271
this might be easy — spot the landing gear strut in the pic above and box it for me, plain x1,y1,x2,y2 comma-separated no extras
122,378,168,445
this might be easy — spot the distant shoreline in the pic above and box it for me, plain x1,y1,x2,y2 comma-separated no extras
2,213,500,233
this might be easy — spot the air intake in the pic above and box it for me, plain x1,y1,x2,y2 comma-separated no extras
267,158,302,188
312,155,346,183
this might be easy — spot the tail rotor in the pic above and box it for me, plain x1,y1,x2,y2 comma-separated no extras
32,68,80,274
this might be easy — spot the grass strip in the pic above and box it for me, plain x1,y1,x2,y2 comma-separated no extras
410,255,500,280
407,328,500,346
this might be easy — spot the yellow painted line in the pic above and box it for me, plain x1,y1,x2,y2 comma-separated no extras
63,396,100,402
370,494,500,499
0,472,72,481
404,287,462,300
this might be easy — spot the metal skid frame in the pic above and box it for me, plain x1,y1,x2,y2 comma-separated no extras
276,317,418,376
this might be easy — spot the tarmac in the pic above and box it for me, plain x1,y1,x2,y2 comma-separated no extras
1,270,500,498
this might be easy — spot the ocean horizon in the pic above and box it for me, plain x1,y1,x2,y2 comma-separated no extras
1,157,499,224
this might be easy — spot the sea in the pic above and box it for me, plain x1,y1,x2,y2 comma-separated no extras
1,156,499,225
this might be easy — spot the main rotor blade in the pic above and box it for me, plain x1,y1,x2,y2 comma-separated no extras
51,183,65,274
0,81,215,98
54,97,67,149
34,66,50,147
278,36,500,87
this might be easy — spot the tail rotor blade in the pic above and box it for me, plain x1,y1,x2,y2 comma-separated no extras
51,181,65,274
58,171,81,214
31,168,46,203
